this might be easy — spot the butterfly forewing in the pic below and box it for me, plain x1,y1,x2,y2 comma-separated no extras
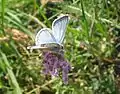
52,15,69,44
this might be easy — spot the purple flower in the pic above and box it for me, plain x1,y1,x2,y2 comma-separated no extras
42,51,71,84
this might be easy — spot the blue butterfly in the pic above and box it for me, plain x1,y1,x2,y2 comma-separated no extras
27,15,70,53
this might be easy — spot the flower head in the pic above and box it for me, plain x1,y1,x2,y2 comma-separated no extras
42,51,71,84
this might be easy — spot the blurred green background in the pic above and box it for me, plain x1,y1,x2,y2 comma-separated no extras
0,0,120,94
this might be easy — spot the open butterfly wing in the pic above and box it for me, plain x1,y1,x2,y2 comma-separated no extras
52,15,69,44
27,28,57,50
35,28,56,45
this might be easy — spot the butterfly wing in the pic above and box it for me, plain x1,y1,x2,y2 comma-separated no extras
27,28,57,49
52,15,69,44
35,28,57,45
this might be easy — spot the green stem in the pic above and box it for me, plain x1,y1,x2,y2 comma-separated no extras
1,0,6,36
80,0,89,39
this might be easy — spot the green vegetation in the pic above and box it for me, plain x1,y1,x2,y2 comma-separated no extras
0,0,120,94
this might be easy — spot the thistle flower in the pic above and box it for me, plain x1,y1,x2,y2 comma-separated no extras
42,51,71,84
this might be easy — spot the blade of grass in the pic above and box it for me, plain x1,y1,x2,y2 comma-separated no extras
80,0,89,39
11,9,47,28
0,51,22,94
1,0,6,36
4,15,34,40
7,11,22,24
67,5,120,28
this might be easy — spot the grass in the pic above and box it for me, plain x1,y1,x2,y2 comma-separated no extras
0,0,120,94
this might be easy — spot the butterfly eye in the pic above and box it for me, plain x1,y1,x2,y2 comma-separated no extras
54,46,58,49
61,46,64,49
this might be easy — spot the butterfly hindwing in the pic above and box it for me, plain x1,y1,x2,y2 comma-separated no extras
35,28,57,45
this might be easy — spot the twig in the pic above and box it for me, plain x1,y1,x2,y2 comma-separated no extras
28,14,47,28
26,78,57,94
19,11,47,28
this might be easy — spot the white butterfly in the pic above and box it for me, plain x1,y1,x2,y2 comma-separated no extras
27,15,70,53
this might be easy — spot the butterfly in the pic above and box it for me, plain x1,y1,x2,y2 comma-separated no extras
27,15,70,54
